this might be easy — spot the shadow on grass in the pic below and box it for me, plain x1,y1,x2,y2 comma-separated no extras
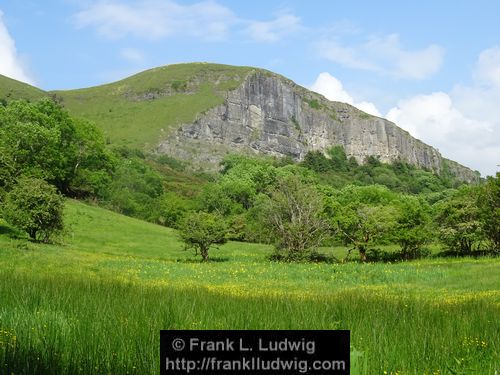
269,251,339,264
436,249,499,258
0,223,26,240
175,256,230,263
0,224,19,237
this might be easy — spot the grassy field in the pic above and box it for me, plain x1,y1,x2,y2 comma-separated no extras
0,200,499,374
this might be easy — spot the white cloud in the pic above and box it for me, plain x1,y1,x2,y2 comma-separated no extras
312,48,500,176
386,92,491,145
75,1,304,44
318,33,444,80
74,0,235,41
473,46,500,87
120,48,145,64
310,72,381,116
244,13,302,43
0,10,34,84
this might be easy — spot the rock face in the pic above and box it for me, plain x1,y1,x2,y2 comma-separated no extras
158,71,479,181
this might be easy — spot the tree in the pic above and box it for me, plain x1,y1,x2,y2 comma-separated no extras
0,99,115,197
2,177,64,242
178,212,227,261
477,173,500,251
335,204,396,262
332,185,398,261
434,187,484,254
392,196,432,259
257,176,330,259
327,145,349,171
303,151,332,173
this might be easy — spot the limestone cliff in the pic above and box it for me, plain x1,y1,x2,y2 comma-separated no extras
158,70,479,182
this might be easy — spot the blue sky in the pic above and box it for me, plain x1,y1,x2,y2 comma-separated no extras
1,0,499,176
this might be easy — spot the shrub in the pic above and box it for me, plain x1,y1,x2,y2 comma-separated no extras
178,212,227,261
2,177,64,242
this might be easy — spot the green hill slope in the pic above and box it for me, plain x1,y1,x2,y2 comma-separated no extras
0,74,46,102
51,63,253,149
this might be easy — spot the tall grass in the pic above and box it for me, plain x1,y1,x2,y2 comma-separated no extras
0,272,497,374
1,200,498,374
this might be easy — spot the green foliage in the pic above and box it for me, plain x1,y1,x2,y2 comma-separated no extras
155,192,194,228
0,99,115,197
2,176,64,242
155,154,186,171
257,176,330,258
178,211,227,261
198,183,242,216
392,196,432,259
104,157,163,220
0,148,16,193
477,173,500,251
69,118,116,197
171,80,187,92
331,185,398,261
307,98,321,109
301,146,462,194
302,151,331,173
434,187,484,254
302,146,349,173
327,145,349,171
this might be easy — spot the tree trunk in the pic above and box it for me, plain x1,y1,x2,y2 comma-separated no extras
200,246,209,262
359,246,367,262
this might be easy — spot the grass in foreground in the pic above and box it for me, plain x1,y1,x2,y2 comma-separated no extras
0,200,499,374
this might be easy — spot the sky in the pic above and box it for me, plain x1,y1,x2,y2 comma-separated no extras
1,0,499,176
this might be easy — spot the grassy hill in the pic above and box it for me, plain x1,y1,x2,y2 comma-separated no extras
1,200,498,374
51,63,253,149
0,74,46,102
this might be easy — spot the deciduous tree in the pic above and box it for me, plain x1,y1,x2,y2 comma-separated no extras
178,212,227,261
2,176,64,242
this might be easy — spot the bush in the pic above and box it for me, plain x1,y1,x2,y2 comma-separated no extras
178,212,227,261
2,177,64,242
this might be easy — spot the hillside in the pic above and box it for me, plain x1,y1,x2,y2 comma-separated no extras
0,74,46,102
51,63,253,148
1,63,479,181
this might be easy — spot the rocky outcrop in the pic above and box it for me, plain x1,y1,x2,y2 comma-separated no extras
158,70,479,182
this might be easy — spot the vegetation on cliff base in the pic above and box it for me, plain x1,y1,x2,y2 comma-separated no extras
2,98,497,261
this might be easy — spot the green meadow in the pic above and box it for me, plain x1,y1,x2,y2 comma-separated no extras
0,200,498,374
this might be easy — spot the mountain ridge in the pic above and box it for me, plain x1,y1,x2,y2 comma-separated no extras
0,63,480,181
